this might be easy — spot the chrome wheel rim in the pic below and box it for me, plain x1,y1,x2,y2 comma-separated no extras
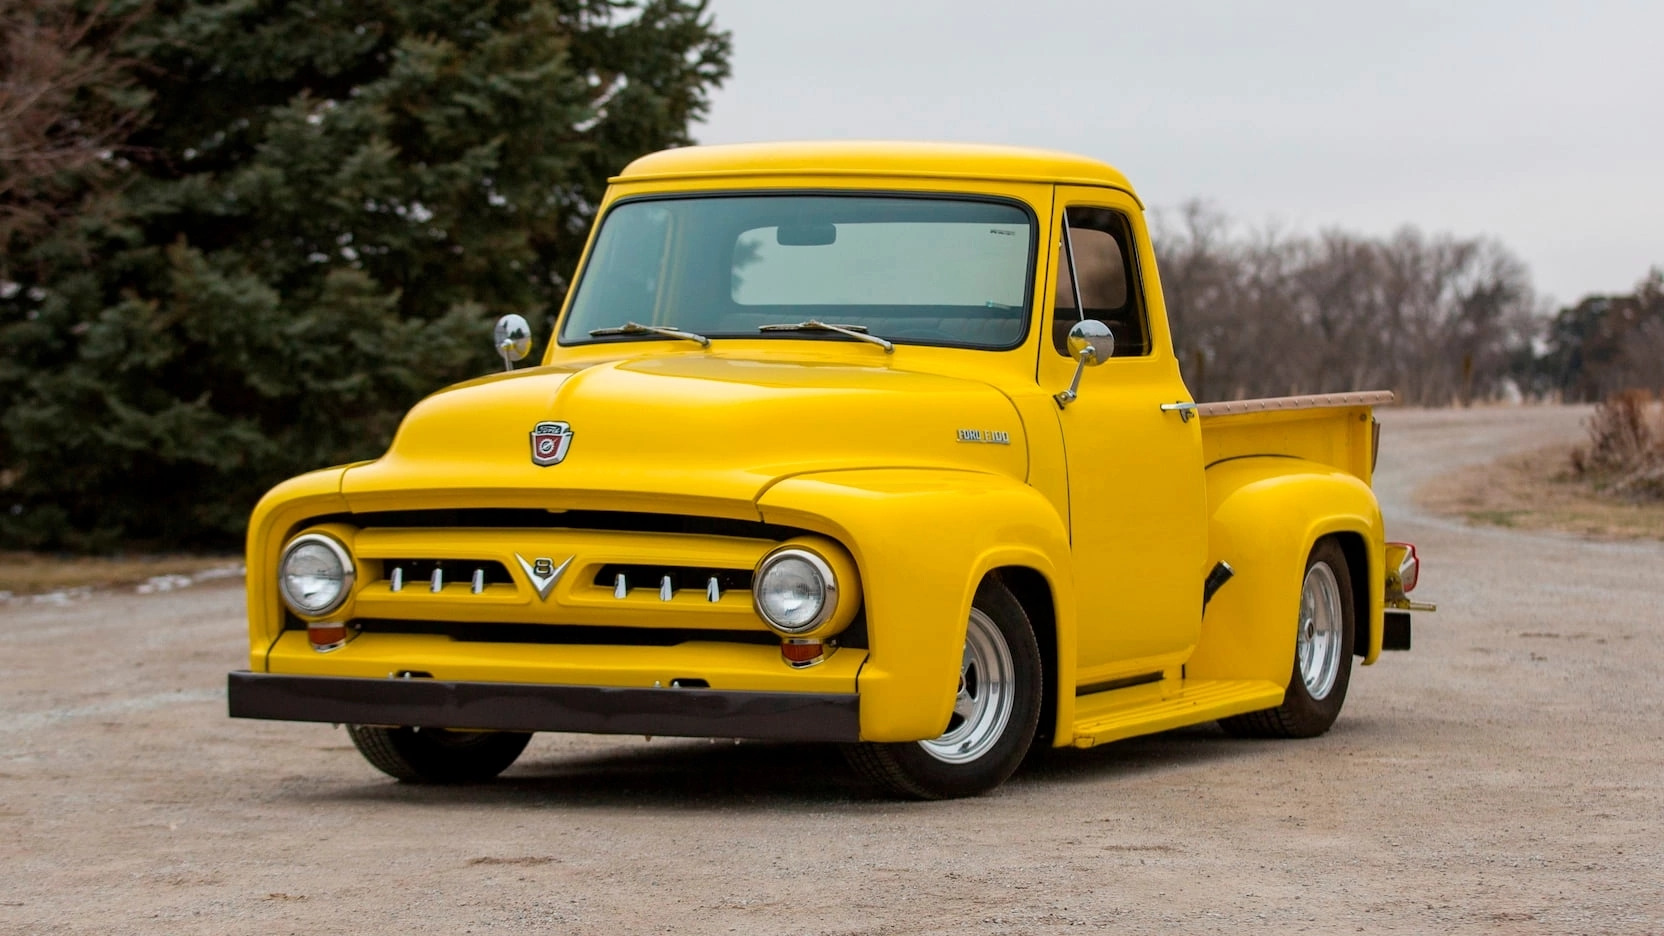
1298,561,1344,700
918,608,1016,765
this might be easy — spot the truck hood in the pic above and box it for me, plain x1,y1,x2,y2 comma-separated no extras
340,354,1028,516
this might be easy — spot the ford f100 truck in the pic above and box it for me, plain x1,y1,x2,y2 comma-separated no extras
229,142,1434,799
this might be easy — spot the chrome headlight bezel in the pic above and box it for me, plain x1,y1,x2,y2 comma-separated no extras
752,546,837,635
277,532,355,617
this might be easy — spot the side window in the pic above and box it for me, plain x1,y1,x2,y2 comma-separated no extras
1051,207,1150,357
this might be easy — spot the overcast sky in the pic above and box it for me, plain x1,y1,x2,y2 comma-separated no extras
695,0,1663,307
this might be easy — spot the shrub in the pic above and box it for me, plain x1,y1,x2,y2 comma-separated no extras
1570,390,1664,500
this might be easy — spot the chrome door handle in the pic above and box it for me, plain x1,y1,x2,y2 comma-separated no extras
1159,401,1198,423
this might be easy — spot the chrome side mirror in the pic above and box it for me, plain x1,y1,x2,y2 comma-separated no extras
1054,320,1114,408
493,313,532,372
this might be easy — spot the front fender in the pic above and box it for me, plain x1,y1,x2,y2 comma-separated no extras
757,469,1074,742
1186,457,1385,685
245,467,355,669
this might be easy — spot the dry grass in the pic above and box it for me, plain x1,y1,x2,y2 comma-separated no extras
1568,390,1664,500
1418,442,1664,541
0,552,240,596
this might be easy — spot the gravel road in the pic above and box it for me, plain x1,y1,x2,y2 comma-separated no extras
4,404,1661,935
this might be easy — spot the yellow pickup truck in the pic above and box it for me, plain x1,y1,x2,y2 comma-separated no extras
229,142,1433,799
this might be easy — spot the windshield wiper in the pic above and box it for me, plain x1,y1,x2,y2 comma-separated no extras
757,319,894,353
587,321,710,347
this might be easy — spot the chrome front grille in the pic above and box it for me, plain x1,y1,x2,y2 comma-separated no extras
381,559,514,595
594,564,753,603
347,527,775,631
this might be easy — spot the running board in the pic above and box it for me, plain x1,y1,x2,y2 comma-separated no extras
1070,679,1286,749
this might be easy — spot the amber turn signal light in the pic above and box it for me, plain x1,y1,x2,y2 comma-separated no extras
307,621,350,652
780,638,830,668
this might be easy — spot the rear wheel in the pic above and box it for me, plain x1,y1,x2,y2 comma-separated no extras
1220,538,1355,738
844,577,1042,799
347,725,532,783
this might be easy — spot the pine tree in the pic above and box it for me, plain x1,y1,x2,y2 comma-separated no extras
0,0,730,551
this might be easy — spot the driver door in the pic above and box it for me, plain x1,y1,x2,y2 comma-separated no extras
1041,187,1208,686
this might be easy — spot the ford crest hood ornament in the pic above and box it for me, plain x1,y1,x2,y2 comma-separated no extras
530,421,574,466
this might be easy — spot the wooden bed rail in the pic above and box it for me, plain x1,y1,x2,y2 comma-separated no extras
1196,390,1397,418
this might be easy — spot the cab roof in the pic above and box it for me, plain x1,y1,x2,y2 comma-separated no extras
614,141,1139,202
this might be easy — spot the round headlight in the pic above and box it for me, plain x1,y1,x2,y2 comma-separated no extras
278,533,354,617
753,548,836,635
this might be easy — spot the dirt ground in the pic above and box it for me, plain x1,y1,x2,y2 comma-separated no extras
0,553,241,598
1414,407,1664,542
3,404,1661,935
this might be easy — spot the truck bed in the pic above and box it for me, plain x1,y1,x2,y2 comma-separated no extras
1198,391,1395,485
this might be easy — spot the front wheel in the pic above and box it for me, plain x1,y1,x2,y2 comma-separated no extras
844,577,1042,799
1221,538,1356,738
347,725,532,783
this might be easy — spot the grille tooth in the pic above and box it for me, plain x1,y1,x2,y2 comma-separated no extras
659,575,673,601
614,573,628,599
470,569,485,594
706,576,721,602
430,567,444,593
390,567,403,592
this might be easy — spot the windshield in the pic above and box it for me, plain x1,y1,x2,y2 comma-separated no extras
560,194,1036,349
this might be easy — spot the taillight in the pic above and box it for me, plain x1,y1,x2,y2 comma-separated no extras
1387,542,1419,593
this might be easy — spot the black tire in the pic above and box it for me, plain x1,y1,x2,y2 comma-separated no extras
346,725,532,783
844,577,1043,799
1221,538,1355,739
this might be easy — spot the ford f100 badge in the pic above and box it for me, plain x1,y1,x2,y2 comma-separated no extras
530,421,574,466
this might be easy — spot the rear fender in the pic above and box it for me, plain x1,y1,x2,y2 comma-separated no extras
1186,457,1385,685
757,469,1075,742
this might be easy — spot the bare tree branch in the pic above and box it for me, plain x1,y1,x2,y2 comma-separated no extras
0,0,147,244
1153,204,1542,405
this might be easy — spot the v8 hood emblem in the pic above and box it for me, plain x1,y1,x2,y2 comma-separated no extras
515,554,572,601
